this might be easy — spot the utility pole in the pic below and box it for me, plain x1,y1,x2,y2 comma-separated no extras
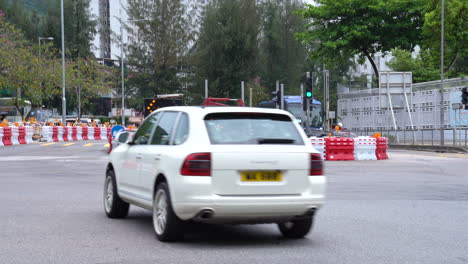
205,79,208,99
249,87,252,107
275,81,279,109
241,81,245,103
440,0,445,145
324,68,330,131
60,0,66,125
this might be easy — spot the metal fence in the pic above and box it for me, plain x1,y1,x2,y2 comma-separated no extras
355,127,468,148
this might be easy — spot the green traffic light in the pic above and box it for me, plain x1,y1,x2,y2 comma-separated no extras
306,91,312,98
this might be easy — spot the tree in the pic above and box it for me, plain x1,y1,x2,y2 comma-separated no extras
126,0,191,105
422,0,467,78
0,15,62,119
296,0,426,83
42,0,97,59
258,0,309,94
386,48,439,83
195,0,259,98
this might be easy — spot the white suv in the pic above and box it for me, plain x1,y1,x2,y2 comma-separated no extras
104,106,326,241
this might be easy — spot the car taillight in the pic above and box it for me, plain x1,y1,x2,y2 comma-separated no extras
181,153,211,176
310,153,323,176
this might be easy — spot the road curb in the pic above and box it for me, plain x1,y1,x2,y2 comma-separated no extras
389,144,468,153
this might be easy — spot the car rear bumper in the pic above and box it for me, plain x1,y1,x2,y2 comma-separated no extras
171,176,326,222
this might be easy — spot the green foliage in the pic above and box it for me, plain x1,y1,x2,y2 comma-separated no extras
422,0,467,78
195,0,259,98
386,48,439,82
258,0,308,94
126,0,191,107
296,0,426,79
0,14,112,118
247,79,271,107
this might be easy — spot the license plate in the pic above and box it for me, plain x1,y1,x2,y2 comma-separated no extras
240,171,282,182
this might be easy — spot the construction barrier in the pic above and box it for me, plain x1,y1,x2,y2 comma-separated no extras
18,127,27,144
2,127,12,146
76,126,83,140
71,127,78,141
3,127,12,146
62,126,69,142
376,137,389,160
310,137,326,160
94,127,102,140
66,126,74,141
324,137,354,161
0,127,4,147
82,127,89,140
1,124,117,147
11,126,20,145
88,126,95,140
100,127,108,141
354,136,377,160
57,126,64,142
42,126,53,142
311,136,388,161
25,126,34,144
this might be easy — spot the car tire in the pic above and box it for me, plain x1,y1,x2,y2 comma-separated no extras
153,182,184,242
103,170,129,218
278,216,313,239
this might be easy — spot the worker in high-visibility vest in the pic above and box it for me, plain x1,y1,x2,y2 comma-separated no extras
335,123,343,133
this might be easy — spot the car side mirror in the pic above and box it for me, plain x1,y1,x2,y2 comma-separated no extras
117,132,132,144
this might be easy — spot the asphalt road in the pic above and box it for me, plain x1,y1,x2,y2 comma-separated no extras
1,142,467,264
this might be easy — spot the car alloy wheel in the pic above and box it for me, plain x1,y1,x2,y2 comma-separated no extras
104,176,114,213
153,189,168,235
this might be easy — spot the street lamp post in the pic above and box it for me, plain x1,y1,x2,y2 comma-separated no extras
60,0,66,125
439,0,445,146
120,16,148,126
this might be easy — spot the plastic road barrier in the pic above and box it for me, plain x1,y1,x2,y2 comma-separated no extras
66,126,74,141
100,127,108,141
310,137,326,160
354,136,377,160
324,137,354,161
25,126,34,144
0,127,4,147
81,127,89,140
87,126,95,140
18,127,27,144
57,126,64,142
62,126,69,142
71,127,78,141
376,137,389,160
11,126,20,145
2,127,12,146
76,126,82,141
41,126,53,142
94,127,102,140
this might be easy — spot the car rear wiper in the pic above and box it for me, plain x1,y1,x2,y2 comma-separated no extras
257,138,295,144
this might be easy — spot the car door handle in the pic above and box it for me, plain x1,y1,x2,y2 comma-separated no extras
136,153,143,159
154,154,161,160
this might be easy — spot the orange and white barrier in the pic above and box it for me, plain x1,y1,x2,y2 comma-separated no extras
310,136,388,161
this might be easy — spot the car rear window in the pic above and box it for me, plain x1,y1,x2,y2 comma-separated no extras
204,112,304,145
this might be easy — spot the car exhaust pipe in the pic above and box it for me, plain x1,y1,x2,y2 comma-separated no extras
195,209,214,219
304,208,316,216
